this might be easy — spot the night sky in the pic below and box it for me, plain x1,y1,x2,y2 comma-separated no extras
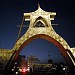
0,0,75,64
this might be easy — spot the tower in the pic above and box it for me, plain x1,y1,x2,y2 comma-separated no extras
48,52,53,64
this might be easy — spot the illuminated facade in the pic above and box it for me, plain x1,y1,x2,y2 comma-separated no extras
27,56,40,68
0,5,75,66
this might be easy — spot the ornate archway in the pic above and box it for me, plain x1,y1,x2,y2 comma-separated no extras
14,34,73,66
12,5,75,67
0,4,75,67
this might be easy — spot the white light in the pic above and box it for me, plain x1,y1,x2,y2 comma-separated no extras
14,66,15,69
62,68,66,70
28,67,30,69
27,68,30,72
16,72,18,75
19,68,22,72
28,65,30,66
11,69,14,71
15,62,17,65
53,67,56,70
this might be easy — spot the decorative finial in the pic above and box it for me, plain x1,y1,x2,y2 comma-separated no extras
38,3,40,8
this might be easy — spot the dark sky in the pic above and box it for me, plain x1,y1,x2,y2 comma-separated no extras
0,0,75,63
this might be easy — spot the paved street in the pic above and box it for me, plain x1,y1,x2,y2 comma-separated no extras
0,70,75,75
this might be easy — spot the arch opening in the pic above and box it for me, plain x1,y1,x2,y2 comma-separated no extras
20,38,66,64
33,16,48,27
15,34,74,67
34,21,45,27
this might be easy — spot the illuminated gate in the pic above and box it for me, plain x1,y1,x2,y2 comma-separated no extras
12,5,75,66
0,4,75,67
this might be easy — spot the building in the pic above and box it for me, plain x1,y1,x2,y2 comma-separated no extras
17,55,27,68
27,56,40,68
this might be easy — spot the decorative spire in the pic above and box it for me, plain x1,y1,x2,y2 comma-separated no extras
38,3,40,8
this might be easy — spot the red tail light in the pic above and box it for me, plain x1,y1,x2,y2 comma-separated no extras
22,68,26,72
